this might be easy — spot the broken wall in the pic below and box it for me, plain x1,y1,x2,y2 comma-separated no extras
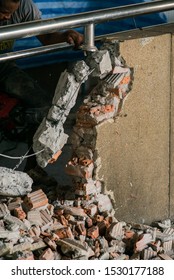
26,32,174,225
96,34,171,224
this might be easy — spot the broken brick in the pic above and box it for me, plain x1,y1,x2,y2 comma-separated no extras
44,237,57,251
39,248,55,260
75,223,86,236
23,189,48,210
55,227,74,239
87,226,99,239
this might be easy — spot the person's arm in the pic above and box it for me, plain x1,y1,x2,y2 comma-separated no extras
37,30,83,49
20,0,83,49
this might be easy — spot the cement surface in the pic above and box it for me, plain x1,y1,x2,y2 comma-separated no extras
96,34,171,224
170,35,174,220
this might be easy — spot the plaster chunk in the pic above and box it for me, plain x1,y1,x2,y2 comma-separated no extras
0,203,10,218
4,214,30,231
47,105,67,123
33,118,68,167
0,228,20,241
0,167,32,197
100,41,121,68
52,70,79,106
71,60,90,83
0,243,13,257
95,194,113,213
86,50,112,78
33,60,91,167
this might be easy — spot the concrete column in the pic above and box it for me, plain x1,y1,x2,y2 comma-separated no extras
96,34,171,224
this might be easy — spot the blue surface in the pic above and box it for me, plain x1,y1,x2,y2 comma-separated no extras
14,0,167,68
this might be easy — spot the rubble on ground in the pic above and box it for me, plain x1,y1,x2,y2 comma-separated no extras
0,187,174,260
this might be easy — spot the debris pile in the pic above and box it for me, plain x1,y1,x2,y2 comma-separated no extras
0,188,174,260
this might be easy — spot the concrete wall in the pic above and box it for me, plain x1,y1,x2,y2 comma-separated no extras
170,36,174,221
96,34,171,224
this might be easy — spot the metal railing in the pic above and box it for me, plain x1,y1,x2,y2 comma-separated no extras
0,0,174,62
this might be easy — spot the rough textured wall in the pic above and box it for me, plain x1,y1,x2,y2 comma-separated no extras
170,35,174,220
96,34,171,224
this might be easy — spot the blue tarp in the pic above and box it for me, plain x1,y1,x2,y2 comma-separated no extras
14,0,167,68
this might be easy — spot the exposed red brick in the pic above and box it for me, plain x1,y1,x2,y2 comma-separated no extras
120,76,131,85
48,150,62,164
54,208,64,216
55,226,74,239
58,215,69,227
75,223,86,236
87,226,99,239
23,189,48,210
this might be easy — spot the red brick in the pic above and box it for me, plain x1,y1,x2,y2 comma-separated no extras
55,226,74,239
87,226,99,239
23,189,48,210
39,248,55,260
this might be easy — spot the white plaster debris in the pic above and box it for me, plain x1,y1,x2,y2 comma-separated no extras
47,105,67,123
95,194,113,213
52,70,79,106
71,60,90,83
0,167,32,197
86,50,112,78
33,61,90,168
0,203,10,218
100,41,120,67
33,118,68,168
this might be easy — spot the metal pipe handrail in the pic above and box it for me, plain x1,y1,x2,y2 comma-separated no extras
0,0,174,42
1,21,173,63
0,42,74,62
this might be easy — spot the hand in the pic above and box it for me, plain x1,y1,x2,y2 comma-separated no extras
63,29,83,49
